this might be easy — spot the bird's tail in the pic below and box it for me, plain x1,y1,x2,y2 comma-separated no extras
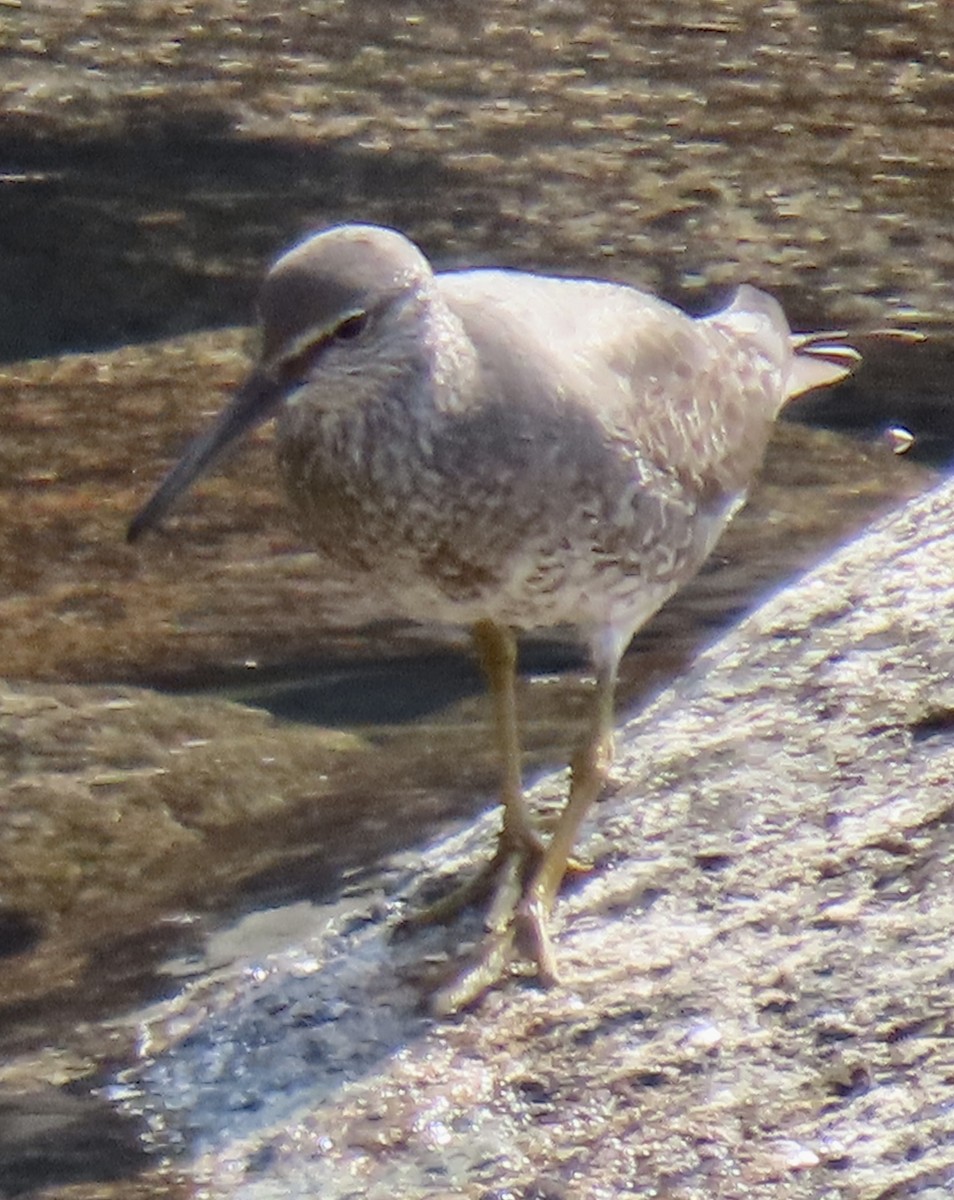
787,329,862,399
712,285,861,401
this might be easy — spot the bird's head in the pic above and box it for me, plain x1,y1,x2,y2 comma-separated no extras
127,224,434,543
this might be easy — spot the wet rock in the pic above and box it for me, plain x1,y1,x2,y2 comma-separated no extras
0,679,367,1020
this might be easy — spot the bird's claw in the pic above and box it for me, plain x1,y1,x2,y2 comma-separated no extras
428,850,563,1015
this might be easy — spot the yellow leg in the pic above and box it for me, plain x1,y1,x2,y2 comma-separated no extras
516,659,617,983
405,620,542,933
472,619,546,857
431,646,619,1015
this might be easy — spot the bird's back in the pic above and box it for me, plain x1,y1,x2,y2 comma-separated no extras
437,269,796,502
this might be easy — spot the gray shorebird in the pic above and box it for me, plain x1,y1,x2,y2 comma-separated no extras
128,224,858,1012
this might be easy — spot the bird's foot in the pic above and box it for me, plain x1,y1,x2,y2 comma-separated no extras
402,820,548,931
404,812,590,934
429,846,565,1016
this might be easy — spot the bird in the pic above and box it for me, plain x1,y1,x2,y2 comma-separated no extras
127,223,859,1012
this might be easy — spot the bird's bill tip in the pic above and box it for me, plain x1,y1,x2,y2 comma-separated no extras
126,503,153,544
126,369,280,543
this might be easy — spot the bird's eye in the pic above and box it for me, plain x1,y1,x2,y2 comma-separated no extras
273,312,369,386
333,312,368,341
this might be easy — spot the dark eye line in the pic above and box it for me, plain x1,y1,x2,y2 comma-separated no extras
274,310,370,386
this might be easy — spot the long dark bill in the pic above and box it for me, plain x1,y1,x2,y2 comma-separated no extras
127,369,281,543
